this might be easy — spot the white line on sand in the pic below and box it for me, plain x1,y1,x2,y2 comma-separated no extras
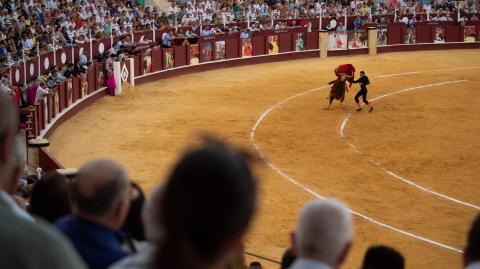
339,80,480,211
249,71,477,253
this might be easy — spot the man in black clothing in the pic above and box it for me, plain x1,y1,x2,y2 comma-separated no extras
352,71,374,112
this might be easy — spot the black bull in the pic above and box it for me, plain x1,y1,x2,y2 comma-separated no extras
329,80,347,102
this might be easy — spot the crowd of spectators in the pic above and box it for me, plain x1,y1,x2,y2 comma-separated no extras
1,91,480,269
0,0,479,268
0,0,478,66
0,0,478,105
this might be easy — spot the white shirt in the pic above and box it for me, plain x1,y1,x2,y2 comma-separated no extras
288,258,333,269
35,86,49,104
0,190,34,222
466,262,480,269
0,82,12,95
169,6,178,15
328,19,337,29
23,39,33,49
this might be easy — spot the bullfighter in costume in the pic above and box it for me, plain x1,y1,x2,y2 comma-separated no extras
335,64,355,85
352,71,374,112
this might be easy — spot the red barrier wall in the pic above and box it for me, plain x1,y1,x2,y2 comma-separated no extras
174,46,187,67
18,21,478,173
252,36,266,56
39,147,64,172
446,25,461,42
279,33,293,52
306,32,318,50
416,25,431,43
388,26,403,44
59,82,66,111
226,39,239,59
152,48,163,72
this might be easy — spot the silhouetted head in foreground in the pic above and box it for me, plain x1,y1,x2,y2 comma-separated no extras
361,245,404,269
29,172,72,223
155,136,258,269
465,214,480,268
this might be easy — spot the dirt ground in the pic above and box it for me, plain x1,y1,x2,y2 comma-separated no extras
48,50,480,269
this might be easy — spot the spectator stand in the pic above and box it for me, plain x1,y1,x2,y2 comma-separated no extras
7,17,477,175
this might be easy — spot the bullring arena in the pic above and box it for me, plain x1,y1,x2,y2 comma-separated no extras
45,49,480,269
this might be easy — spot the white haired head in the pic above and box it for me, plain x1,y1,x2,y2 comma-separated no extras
295,198,353,266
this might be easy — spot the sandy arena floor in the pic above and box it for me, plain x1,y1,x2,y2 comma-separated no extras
49,50,480,269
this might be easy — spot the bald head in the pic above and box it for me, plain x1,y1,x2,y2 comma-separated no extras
72,159,129,218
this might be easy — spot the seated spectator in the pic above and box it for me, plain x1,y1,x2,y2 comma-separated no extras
154,137,257,269
354,16,363,30
46,69,59,88
79,52,89,65
408,16,417,26
290,199,352,269
34,81,49,104
465,214,480,269
105,54,116,75
280,247,296,269
201,26,212,36
240,29,250,39
361,245,404,269
53,66,66,84
28,172,72,223
56,159,132,269
0,75,13,96
249,261,263,269
161,31,173,48
73,59,88,79
0,41,9,60
0,133,32,221
137,36,153,45
109,185,164,269
0,92,87,269
336,22,346,31
63,63,75,79
122,181,146,243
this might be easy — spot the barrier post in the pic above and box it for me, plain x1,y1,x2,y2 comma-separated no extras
56,168,78,182
368,27,378,55
27,138,49,175
129,58,135,86
318,30,328,58
113,61,122,95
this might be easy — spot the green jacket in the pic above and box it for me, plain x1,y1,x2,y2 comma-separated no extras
0,203,87,269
